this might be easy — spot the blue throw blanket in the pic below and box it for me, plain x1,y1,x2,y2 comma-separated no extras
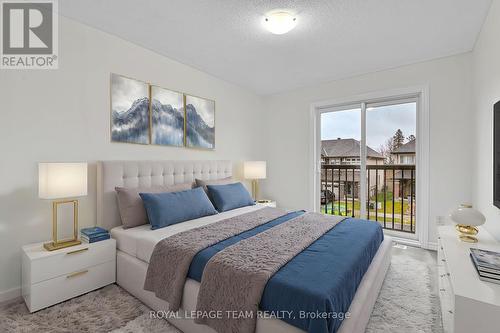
187,212,383,333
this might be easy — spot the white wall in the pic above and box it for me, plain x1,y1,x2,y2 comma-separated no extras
262,53,474,247
0,16,265,298
472,0,500,241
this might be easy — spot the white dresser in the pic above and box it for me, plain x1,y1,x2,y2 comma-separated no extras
437,226,500,333
22,239,116,312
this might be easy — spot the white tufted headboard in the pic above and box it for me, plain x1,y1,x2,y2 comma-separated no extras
97,160,232,231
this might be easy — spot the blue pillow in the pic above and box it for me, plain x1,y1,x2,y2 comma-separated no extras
207,182,255,212
139,187,217,230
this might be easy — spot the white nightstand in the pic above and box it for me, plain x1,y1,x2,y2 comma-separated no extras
22,239,116,312
256,200,276,208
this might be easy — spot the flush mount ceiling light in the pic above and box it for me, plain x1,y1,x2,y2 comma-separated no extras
263,11,297,35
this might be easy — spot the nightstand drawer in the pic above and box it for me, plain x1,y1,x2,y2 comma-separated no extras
25,260,115,312
28,240,116,284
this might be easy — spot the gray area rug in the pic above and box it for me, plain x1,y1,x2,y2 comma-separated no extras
0,246,442,333
0,285,159,333
366,245,443,333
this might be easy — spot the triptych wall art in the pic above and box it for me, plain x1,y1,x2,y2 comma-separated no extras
110,73,215,149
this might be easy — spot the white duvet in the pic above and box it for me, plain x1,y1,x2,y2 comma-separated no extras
110,205,265,263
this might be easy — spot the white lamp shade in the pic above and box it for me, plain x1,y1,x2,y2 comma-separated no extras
39,163,88,199
244,161,267,179
449,204,485,226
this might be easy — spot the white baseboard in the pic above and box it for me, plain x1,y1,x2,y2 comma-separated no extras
385,233,437,251
0,286,21,303
426,241,438,251
390,236,422,248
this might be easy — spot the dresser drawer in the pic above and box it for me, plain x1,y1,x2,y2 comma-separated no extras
25,260,115,312
437,238,443,264
28,240,116,284
441,303,455,333
438,278,454,311
438,275,455,333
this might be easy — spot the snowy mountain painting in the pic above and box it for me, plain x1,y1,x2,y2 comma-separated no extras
111,74,150,144
151,86,184,146
185,95,215,149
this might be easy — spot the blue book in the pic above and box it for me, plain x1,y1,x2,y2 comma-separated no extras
81,234,110,243
80,234,109,242
80,227,108,237
81,232,109,239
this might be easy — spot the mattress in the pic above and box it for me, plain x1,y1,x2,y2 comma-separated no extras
110,204,265,263
186,216,384,333
116,237,393,333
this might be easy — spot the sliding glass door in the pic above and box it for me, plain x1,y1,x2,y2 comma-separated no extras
320,106,361,218
319,96,417,237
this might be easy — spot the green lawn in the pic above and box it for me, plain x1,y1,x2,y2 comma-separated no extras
321,199,414,227
372,201,410,215
370,191,394,202
321,200,409,214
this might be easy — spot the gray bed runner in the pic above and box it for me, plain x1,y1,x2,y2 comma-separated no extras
195,212,345,333
143,207,288,311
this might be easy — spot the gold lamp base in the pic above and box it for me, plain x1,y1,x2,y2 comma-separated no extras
251,180,259,201
44,239,82,251
44,199,81,251
455,224,479,243
458,235,478,243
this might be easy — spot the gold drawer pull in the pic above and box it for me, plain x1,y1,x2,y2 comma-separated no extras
67,248,89,255
66,270,88,279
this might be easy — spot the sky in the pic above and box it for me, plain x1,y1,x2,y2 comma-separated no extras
151,86,183,111
321,102,416,151
111,74,149,113
186,95,215,128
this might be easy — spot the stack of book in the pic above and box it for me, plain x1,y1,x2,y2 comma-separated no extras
470,248,500,284
80,226,110,243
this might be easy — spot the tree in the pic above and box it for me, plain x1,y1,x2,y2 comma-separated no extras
392,129,405,150
378,129,406,164
379,137,395,164
407,134,416,142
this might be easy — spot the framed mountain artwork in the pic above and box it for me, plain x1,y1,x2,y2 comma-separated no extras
185,94,215,149
151,86,184,146
110,73,150,144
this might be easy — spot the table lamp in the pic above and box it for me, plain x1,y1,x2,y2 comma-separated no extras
39,162,88,251
450,204,486,243
244,161,267,201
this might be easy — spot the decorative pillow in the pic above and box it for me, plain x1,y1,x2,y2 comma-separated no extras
139,187,218,230
195,177,234,193
206,182,255,212
115,183,192,229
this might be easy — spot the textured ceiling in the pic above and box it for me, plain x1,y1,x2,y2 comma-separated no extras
59,0,492,95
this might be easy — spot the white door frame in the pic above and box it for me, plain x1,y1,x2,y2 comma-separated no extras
309,85,430,249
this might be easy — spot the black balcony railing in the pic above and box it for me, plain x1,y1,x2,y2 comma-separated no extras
321,164,416,233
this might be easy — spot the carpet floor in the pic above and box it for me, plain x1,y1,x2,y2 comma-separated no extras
0,245,442,333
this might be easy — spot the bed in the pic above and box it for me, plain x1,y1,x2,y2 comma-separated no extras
97,160,392,333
